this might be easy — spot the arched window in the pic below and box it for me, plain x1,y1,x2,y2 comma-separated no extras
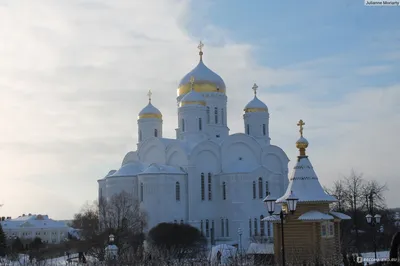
199,118,202,131
222,182,226,200
154,128,158,137
139,130,142,142
206,219,210,237
252,181,256,199
140,183,143,202
225,219,229,237
221,108,224,125
214,107,218,124
254,218,258,236
260,215,265,236
181,119,185,132
180,220,184,224
221,218,225,237
201,173,205,201
265,181,269,197
208,173,212,200
207,107,210,123
258,177,263,199
175,182,180,201
246,124,250,134
263,124,266,135
211,220,215,236
249,218,252,237
200,220,204,235
267,221,271,237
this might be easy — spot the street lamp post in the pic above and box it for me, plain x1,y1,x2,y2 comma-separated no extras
238,227,242,265
365,192,382,261
264,191,298,266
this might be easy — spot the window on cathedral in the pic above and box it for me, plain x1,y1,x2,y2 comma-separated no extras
182,119,185,132
254,218,258,236
258,178,263,199
154,129,158,137
260,215,265,236
208,173,212,200
267,221,271,236
222,182,226,200
200,220,204,236
139,130,142,142
225,219,229,237
206,219,210,237
265,181,269,197
175,182,180,201
180,220,184,224
201,173,205,201
263,124,266,135
221,218,224,237
249,218,252,237
252,181,256,199
199,118,202,131
221,108,224,125
140,183,143,202
212,220,215,234
174,220,177,224
329,223,334,236
246,124,250,135
214,107,218,124
207,107,210,124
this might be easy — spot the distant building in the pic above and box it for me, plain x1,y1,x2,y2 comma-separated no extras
0,214,70,245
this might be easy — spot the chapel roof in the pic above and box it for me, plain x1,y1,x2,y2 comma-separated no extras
277,120,336,204
244,83,268,113
138,90,162,120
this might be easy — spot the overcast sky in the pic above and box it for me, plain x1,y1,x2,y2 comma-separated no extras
0,0,399,219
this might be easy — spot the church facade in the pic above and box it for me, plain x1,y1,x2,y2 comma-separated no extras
97,43,289,249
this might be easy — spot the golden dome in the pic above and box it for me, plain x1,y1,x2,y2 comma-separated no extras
138,90,162,120
177,42,226,97
244,83,268,113
179,77,206,107
296,119,308,156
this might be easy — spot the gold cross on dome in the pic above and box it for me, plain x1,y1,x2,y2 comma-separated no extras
147,89,152,102
252,83,258,95
190,76,195,91
197,41,204,52
297,119,305,137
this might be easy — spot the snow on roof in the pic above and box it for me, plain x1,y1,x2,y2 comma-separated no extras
244,95,268,112
262,215,281,223
140,163,185,175
138,102,162,116
297,211,334,221
330,211,351,220
246,243,274,254
179,59,226,90
1,214,69,229
277,156,337,204
110,162,145,177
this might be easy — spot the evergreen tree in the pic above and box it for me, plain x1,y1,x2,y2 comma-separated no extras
0,223,7,257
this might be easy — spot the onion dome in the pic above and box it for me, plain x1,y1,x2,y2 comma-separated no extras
177,41,226,97
179,76,206,107
295,119,308,156
244,83,268,113
138,90,162,119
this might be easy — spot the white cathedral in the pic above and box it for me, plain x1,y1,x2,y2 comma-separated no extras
98,43,290,249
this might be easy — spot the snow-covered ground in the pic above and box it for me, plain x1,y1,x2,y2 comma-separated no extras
359,251,390,265
0,253,98,265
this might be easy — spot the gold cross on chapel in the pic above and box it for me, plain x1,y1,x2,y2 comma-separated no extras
147,89,152,103
197,41,204,52
252,83,258,95
297,119,305,137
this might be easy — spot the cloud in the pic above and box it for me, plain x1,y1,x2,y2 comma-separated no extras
0,0,399,219
356,65,392,75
